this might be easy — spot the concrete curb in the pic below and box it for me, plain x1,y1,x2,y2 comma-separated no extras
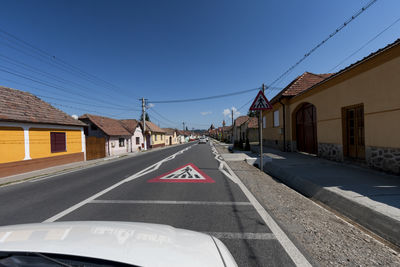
263,162,400,248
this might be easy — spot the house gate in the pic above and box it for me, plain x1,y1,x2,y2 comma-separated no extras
86,136,106,160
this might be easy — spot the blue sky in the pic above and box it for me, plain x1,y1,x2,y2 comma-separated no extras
0,0,399,129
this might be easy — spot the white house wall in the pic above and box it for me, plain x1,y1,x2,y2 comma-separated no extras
131,127,144,152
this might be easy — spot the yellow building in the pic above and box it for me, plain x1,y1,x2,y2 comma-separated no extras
140,121,166,148
262,39,400,174
0,86,86,178
163,128,178,146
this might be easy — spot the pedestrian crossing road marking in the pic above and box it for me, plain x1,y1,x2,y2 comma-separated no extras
147,163,215,183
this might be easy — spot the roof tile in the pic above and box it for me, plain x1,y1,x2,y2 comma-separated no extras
0,86,85,126
79,114,131,136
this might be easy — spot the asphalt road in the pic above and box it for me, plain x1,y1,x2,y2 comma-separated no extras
0,141,309,266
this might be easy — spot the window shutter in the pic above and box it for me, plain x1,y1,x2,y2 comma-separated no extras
51,132,66,153
51,133,56,153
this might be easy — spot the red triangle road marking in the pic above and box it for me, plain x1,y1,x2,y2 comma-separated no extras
147,163,215,183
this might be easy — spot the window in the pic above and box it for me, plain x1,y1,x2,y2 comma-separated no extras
50,132,66,153
136,137,140,145
273,110,280,127
263,116,266,129
119,138,125,147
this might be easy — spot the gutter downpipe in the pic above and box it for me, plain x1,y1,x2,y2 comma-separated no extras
278,98,286,152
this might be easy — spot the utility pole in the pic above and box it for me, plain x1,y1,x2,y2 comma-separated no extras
231,108,234,126
259,84,265,172
141,98,147,150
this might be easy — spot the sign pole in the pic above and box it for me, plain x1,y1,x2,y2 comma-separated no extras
249,86,272,172
259,109,263,171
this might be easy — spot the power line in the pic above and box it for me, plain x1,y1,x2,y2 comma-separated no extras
0,28,139,99
146,110,176,128
265,0,378,88
0,53,131,105
0,75,121,109
148,107,210,128
329,16,400,72
149,107,179,124
36,94,141,111
149,87,266,103
0,66,133,109
50,102,137,118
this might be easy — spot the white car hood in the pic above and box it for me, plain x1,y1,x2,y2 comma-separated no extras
0,221,237,267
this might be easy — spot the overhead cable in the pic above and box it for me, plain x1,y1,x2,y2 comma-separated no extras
329,16,400,72
0,28,139,98
266,0,378,88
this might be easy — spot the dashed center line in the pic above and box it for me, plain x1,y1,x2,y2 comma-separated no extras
90,200,252,206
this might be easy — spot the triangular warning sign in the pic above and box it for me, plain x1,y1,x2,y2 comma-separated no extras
147,163,215,183
249,90,273,111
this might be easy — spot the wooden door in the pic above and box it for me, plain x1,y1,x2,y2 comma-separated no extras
86,136,106,160
343,104,365,160
296,103,317,154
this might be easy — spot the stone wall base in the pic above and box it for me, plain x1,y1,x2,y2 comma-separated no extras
366,146,400,175
318,143,344,162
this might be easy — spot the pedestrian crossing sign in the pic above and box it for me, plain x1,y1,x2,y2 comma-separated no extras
249,90,273,111
147,163,215,183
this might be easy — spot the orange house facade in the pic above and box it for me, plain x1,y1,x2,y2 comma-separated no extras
0,87,86,178
261,39,400,174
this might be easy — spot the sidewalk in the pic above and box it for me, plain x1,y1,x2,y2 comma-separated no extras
0,142,189,187
248,145,400,247
212,137,400,248
213,141,400,266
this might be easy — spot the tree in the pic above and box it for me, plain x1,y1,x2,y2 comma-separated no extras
140,112,150,122
185,126,188,131
247,110,257,117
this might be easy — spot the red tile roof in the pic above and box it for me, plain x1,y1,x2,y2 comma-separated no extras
247,117,258,128
269,72,333,105
79,114,131,136
120,119,140,134
234,116,249,127
0,86,86,127
139,121,166,133
281,72,333,97
163,128,177,135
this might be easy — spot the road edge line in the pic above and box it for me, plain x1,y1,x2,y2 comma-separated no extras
210,142,312,267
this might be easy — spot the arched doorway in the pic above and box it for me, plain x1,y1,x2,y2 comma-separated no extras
169,136,172,146
295,103,317,154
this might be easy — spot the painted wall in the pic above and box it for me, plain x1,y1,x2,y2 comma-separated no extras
0,122,85,177
108,136,129,156
131,127,144,152
262,103,284,143
0,127,25,164
165,132,178,146
151,132,165,147
288,47,400,149
29,128,82,159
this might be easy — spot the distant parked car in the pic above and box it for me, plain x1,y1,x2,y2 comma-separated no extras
199,137,207,144
0,221,237,267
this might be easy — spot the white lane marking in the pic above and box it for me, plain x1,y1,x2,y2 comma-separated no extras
210,142,312,267
43,145,194,223
90,200,252,206
206,232,275,240
0,232,11,242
